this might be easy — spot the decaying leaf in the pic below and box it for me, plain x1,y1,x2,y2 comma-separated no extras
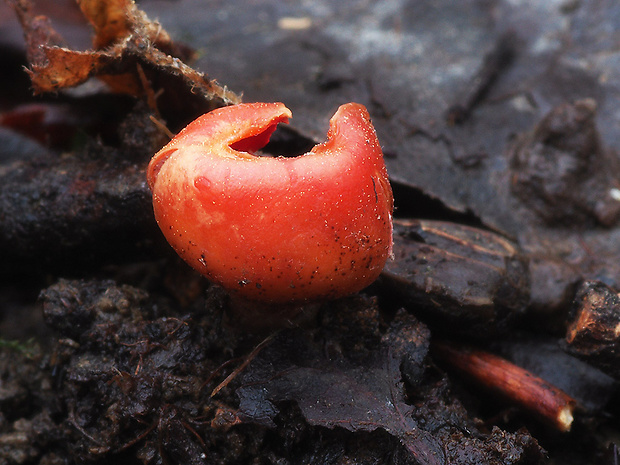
236,320,443,464
235,304,543,465
77,0,135,49
8,0,240,113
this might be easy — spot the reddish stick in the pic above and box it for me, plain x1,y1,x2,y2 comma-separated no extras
433,341,576,432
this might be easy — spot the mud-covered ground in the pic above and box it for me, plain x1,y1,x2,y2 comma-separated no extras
1,1,620,464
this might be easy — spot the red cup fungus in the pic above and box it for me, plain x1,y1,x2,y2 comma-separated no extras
147,102,393,303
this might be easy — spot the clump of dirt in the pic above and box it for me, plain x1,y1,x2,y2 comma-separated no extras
1,278,542,465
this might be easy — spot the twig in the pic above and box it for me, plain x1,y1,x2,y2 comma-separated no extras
433,341,576,432
210,332,278,398
114,420,158,453
149,115,175,140
68,409,107,448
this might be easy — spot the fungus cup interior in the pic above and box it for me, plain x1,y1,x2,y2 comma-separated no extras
229,119,284,154
148,107,290,187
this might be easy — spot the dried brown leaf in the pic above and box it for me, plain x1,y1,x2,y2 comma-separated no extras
235,319,445,465
8,0,240,108
77,0,133,49
28,46,105,90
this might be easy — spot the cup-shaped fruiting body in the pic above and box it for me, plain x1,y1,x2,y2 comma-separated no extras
147,102,393,303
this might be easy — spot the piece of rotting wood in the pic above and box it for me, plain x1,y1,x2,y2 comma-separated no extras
565,281,620,380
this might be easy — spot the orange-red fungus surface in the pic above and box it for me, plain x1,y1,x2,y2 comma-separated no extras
147,102,393,303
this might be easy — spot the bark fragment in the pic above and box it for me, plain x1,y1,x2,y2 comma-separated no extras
0,142,157,275
381,219,530,337
565,280,620,380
